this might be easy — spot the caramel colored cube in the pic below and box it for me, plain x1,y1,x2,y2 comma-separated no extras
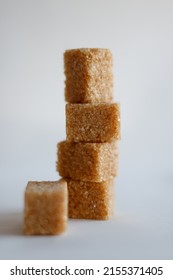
67,179,114,220
57,141,118,182
66,103,120,143
24,180,68,235
64,48,113,103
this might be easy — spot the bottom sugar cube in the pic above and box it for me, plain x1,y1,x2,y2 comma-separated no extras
24,179,68,235
67,179,114,220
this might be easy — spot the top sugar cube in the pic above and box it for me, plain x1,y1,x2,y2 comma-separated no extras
64,48,113,103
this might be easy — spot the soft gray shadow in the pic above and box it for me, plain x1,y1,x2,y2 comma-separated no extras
0,212,23,236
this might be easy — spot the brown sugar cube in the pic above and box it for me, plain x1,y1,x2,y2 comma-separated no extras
66,103,120,143
24,180,68,235
57,140,118,182
64,48,113,103
67,179,114,220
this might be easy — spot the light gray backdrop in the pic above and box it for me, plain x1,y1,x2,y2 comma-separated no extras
0,0,173,259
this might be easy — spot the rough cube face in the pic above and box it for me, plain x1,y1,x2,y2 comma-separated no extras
66,103,120,143
67,179,114,220
57,141,118,182
64,48,113,103
24,180,68,235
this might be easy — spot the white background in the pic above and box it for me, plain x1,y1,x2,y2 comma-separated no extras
0,0,173,259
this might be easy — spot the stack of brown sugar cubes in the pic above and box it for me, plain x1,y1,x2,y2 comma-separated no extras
23,48,120,236
57,48,120,220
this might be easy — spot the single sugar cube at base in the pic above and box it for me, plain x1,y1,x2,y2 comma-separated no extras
24,179,68,235
66,103,120,143
67,179,115,220
64,48,113,103
57,140,118,182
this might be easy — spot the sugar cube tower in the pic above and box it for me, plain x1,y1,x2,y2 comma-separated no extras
57,48,120,220
24,48,121,236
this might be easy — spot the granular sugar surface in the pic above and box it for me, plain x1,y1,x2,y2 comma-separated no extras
64,48,113,103
57,141,118,182
24,180,68,235
25,181,65,193
67,179,114,220
66,103,120,142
